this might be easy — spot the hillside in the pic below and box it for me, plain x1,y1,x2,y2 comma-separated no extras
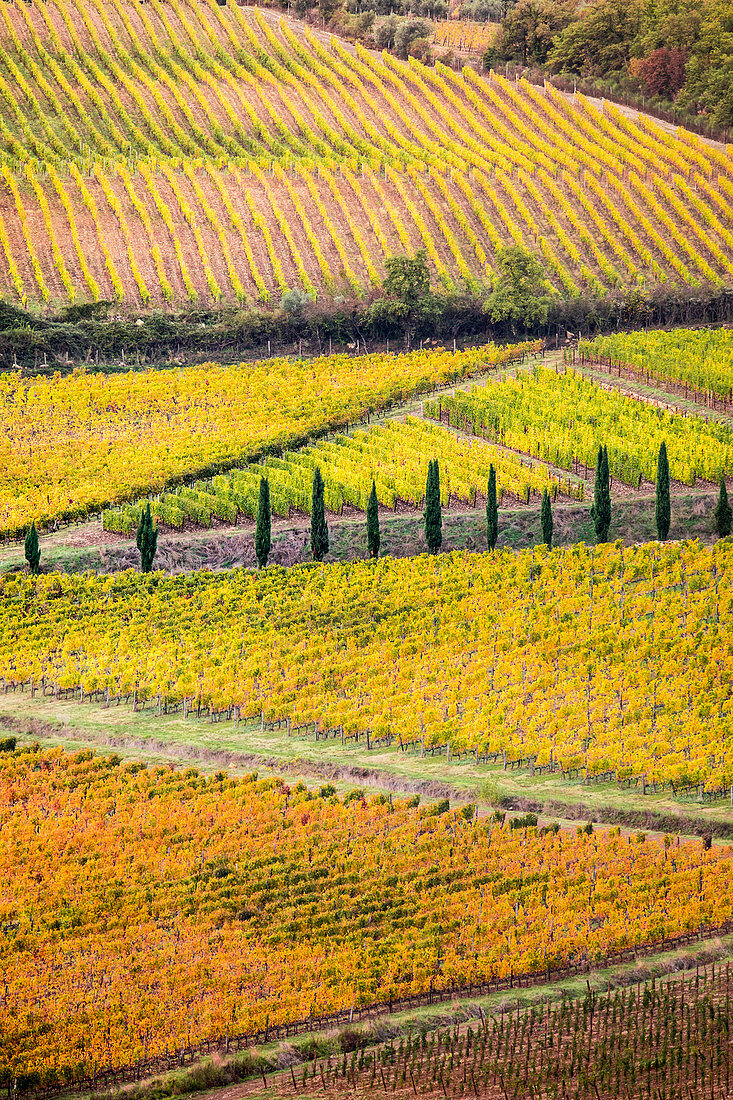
0,0,731,308
2,743,732,1084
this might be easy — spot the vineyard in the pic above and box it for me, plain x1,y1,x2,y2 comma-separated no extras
102,415,580,535
2,539,733,789
431,19,498,54
0,0,729,305
428,363,733,487
0,341,538,538
577,326,733,400
1,745,732,1086
3,0,733,1083
290,965,733,1099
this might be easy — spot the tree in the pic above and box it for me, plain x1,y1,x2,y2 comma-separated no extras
280,287,314,316
365,250,441,349
548,0,641,76
484,246,552,331
713,475,732,538
136,503,158,573
655,441,671,541
318,0,341,22
393,17,433,58
366,479,380,559
310,466,329,562
540,488,553,549
375,14,400,48
24,521,40,575
590,444,611,542
383,250,431,304
255,476,271,568
628,47,688,98
486,464,498,550
674,0,733,128
424,459,442,553
501,0,577,66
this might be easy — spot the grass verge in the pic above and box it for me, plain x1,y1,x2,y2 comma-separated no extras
2,692,732,837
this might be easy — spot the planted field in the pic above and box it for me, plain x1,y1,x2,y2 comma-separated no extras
0,0,729,305
432,19,499,54
578,326,733,401
1,746,732,1086
102,415,581,535
0,342,538,537
292,965,733,1099
2,539,732,790
429,364,733,487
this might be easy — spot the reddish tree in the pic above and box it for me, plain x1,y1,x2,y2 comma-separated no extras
629,47,688,98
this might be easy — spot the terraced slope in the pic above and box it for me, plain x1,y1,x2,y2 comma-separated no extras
0,0,731,307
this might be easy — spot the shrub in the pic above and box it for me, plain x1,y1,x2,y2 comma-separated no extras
394,17,432,57
280,288,314,317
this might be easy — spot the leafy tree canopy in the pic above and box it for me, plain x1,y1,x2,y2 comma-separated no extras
383,251,432,305
501,0,577,66
484,246,551,330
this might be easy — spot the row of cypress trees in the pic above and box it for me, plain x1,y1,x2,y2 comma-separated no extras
591,441,672,543
425,459,556,552
255,468,331,568
233,447,732,565
589,440,730,543
22,448,733,574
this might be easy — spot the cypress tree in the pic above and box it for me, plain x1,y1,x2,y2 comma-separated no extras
310,466,329,562
366,479,380,559
713,475,732,538
24,521,40,575
590,444,611,543
136,502,158,573
655,440,671,541
255,476,271,568
486,464,498,551
424,459,442,553
136,504,147,562
540,488,553,549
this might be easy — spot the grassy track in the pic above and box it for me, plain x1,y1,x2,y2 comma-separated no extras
4,691,732,834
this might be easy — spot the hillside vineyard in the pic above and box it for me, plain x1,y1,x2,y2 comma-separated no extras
0,0,731,305
102,415,578,535
429,364,733,487
2,749,732,1082
2,540,732,790
0,342,539,535
579,328,733,399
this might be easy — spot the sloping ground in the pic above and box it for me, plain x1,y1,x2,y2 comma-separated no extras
1,746,732,1086
0,0,730,307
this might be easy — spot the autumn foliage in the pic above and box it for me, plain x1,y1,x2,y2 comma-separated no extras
0,343,537,537
1,748,731,1086
0,539,731,789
